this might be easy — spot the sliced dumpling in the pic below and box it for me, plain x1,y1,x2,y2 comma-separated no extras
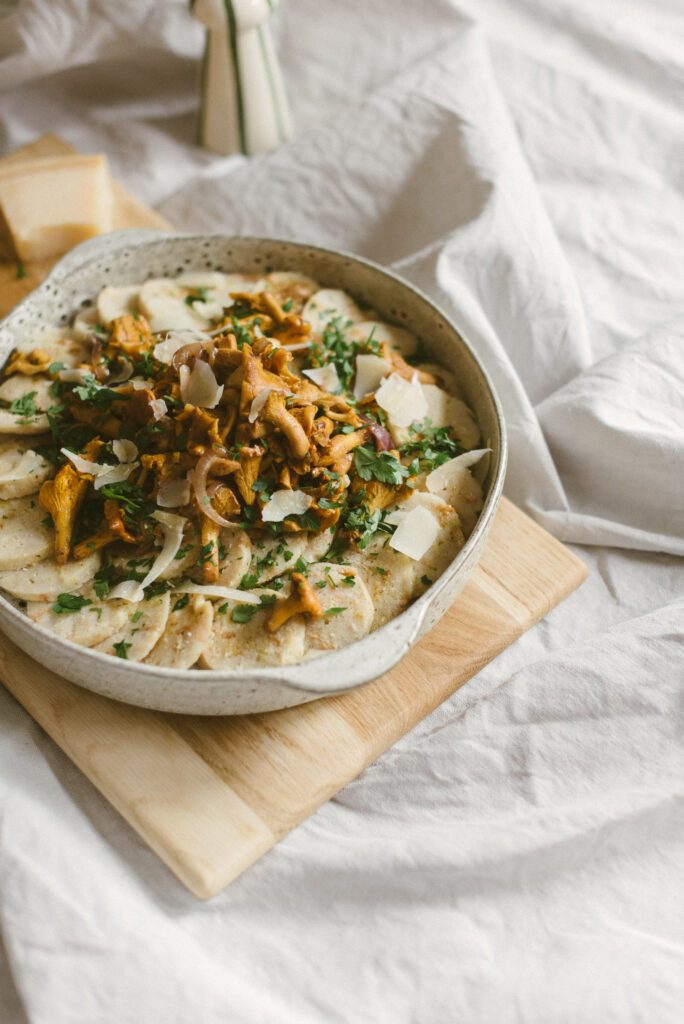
426,459,484,537
347,539,417,629
264,272,318,312
0,439,51,498
416,363,458,395
96,285,140,326
216,529,252,587
347,320,417,358
0,552,100,601
27,588,130,647
145,594,214,669
304,563,374,651
0,495,54,569
175,271,265,312
15,326,88,368
139,278,212,332
420,385,479,449
72,306,100,341
392,492,466,589
0,375,56,434
200,595,305,669
302,289,365,333
249,533,307,584
301,528,334,563
93,592,171,661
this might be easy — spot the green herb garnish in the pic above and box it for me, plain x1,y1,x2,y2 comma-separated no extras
52,592,92,614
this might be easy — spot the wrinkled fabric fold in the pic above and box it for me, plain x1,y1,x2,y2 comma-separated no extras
0,0,682,1021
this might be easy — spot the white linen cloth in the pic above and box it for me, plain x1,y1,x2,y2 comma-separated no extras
0,1,683,1021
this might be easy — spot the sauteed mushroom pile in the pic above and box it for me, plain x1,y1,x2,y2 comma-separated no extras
0,270,488,668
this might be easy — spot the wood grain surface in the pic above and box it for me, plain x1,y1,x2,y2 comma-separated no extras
0,137,588,898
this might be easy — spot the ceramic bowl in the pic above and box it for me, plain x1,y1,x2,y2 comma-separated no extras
0,232,507,714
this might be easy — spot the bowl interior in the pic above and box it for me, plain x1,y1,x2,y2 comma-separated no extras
0,233,506,714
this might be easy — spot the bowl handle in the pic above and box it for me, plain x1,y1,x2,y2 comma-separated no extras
272,599,428,695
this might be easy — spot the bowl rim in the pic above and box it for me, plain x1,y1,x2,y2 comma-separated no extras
0,231,508,697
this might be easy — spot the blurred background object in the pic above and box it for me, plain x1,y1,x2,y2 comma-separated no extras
193,0,291,155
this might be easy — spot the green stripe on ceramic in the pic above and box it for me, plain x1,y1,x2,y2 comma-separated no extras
224,0,247,155
257,24,287,145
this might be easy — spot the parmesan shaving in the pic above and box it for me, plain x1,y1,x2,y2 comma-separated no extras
174,583,260,605
179,360,224,409
157,477,191,508
108,512,186,602
426,449,491,493
353,353,392,399
112,439,138,464
93,462,136,491
389,505,440,560
153,331,206,364
248,386,292,423
375,372,428,427
60,449,106,476
303,364,341,393
149,398,168,421
261,489,313,523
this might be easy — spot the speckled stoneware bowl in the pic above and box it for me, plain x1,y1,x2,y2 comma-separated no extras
0,231,506,715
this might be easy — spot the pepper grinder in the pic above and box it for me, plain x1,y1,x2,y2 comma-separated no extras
192,0,292,156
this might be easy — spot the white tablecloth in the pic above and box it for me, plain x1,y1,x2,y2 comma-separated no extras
0,1,682,1021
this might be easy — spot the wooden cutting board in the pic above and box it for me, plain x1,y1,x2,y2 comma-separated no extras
0,136,588,899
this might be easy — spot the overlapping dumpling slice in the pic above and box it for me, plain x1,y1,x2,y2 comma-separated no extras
0,495,54,569
302,289,366,333
0,438,51,498
0,376,57,434
200,589,305,670
27,586,131,647
0,552,100,601
145,595,214,670
303,563,374,651
94,592,171,662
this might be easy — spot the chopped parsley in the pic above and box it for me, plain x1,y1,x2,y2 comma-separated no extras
72,374,125,407
325,607,347,617
230,592,276,623
113,639,132,659
184,287,210,306
399,421,464,475
354,446,409,486
8,391,38,422
306,315,381,392
173,594,190,611
52,593,92,614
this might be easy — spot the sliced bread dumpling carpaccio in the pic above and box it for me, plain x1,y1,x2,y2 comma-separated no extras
304,563,374,651
0,495,54,569
93,592,171,662
200,596,305,670
0,439,51,498
302,289,365,333
145,594,214,669
27,589,130,647
0,552,100,601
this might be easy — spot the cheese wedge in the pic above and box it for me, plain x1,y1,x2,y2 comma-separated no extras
0,154,112,262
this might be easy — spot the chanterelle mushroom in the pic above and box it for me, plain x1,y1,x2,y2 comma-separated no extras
267,573,323,633
39,463,90,563
261,391,310,459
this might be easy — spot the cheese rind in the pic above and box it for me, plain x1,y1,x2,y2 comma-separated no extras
0,154,112,262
